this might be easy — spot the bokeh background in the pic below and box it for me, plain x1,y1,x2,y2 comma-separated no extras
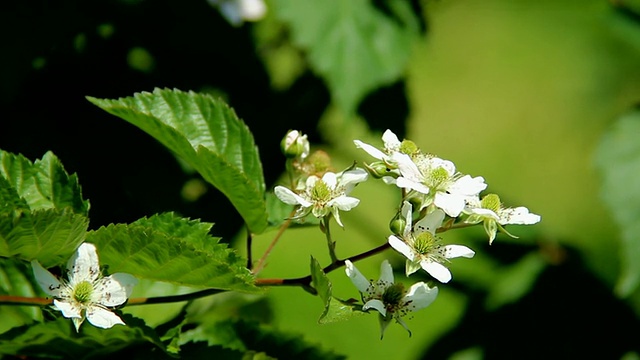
3,0,640,358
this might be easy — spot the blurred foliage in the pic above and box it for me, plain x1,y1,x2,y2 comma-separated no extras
2,0,640,359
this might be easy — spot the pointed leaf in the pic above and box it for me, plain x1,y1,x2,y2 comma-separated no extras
86,88,268,233
310,256,332,321
0,209,88,267
594,110,640,296
0,150,89,215
86,219,258,292
273,0,420,115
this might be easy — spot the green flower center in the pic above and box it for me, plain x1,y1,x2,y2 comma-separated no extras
481,193,501,213
311,180,331,203
427,166,450,189
73,281,94,304
400,140,419,156
382,283,405,306
413,232,437,255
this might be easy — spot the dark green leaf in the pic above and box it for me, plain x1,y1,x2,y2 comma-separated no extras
0,314,167,359
87,89,268,233
309,256,331,321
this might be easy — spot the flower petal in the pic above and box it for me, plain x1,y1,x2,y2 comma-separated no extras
378,260,394,284
94,273,138,307
67,243,100,285
388,236,415,262
354,140,387,160
440,244,475,259
329,196,360,211
433,192,465,217
413,209,445,235
53,299,83,319
420,260,452,283
86,306,125,329
404,282,438,312
396,177,430,195
340,168,368,191
499,206,541,225
401,201,413,237
321,172,338,189
392,153,423,183
31,260,66,298
274,186,312,207
363,299,387,316
449,175,487,196
381,129,401,150
344,260,370,293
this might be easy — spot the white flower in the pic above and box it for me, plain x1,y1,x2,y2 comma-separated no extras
388,201,475,283
463,193,541,244
208,0,267,26
274,168,368,227
391,152,487,217
31,243,138,331
345,259,438,338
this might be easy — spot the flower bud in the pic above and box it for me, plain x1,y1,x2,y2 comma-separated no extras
363,161,397,179
389,212,406,235
281,130,310,159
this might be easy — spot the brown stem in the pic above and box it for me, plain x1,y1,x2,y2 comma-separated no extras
251,209,296,275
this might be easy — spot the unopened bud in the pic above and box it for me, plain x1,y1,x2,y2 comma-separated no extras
364,161,396,179
389,212,406,235
281,130,310,159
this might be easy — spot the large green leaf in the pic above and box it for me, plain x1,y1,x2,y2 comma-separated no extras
86,88,268,234
86,214,258,292
273,0,420,115
0,209,88,267
0,150,89,215
594,111,640,296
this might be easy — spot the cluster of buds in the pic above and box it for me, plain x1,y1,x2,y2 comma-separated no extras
275,129,541,338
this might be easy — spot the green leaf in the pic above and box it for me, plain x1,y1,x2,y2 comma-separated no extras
318,297,365,325
0,315,167,359
0,150,89,215
86,88,268,233
273,0,420,115
594,110,640,296
86,215,258,292
0,209,89,267
0,258,43,333
310,256,332,321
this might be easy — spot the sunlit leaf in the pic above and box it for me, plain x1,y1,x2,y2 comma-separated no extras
0,209,88,267
86,216,258,292
272,0,420,115
594,110,640,296
0,150,89,215
87,88,268,233
310,256,331,321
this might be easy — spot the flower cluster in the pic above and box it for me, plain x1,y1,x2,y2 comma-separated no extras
31,243,137,332
274,129,540,337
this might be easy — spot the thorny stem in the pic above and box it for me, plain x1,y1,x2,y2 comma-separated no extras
251,209,297,275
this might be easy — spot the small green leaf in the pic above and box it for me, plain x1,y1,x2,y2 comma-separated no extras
594,110,640,296
309,256,331,321
0,150,89,215
0,209,88,267
318,297,365,325
86,217,258,292
273,0,420,115
87,88,268,233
